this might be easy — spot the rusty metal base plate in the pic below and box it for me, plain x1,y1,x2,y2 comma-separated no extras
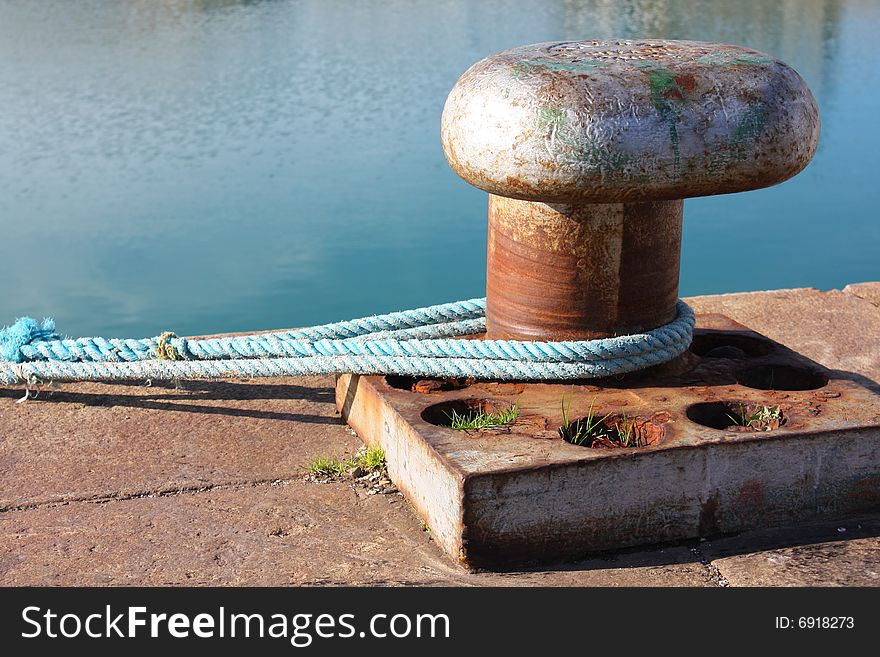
335,314,880,569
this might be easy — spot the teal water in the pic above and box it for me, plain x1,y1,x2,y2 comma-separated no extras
1,0,877,338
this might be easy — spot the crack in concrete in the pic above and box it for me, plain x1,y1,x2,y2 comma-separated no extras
843,283,880,308
689,543,730,587
0,476,300,514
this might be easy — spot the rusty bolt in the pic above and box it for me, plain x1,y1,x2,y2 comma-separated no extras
442,39,819,341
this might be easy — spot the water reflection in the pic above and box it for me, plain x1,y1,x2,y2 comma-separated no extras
556,0,843,100
0,0,876,337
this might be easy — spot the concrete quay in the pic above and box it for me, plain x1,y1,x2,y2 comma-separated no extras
1,283,879,586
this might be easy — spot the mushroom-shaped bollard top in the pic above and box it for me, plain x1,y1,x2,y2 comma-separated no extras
442,39,819,203
441,40,820,342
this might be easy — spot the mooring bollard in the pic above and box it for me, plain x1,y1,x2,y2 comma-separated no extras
336,39,880,568
442,39,819,341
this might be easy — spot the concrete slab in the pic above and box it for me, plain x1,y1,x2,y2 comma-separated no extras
0,376,359,509
701,514,880,586
0,480,712,586
844,281,880,308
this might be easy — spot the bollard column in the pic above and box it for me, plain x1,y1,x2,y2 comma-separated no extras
486,195,683,340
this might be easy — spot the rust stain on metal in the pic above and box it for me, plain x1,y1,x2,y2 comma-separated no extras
486,194,682,340
735,480,767,511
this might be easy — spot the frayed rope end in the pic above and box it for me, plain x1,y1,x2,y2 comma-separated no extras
156,331,190,361
0,317,57,363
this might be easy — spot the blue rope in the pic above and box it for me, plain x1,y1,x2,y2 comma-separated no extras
0,298,694,385
0,318,57,362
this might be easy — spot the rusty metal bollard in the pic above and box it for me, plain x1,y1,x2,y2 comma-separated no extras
442,40,819,341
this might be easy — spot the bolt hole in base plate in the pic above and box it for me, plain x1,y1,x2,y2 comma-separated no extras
689,331,774,358
421,398,510,427
385,375,474,393
559,413,667,448
338,314,880,567
686,401,786,432
737,364,828,391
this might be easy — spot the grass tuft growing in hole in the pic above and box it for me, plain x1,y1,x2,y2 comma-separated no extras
558,392,610,446
612,414,637,448
558,392,648,448
446,402,519,430
726,404,784,431
592,413,650,448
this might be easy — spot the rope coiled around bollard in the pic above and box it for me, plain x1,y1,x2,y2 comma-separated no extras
0,298,695,385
